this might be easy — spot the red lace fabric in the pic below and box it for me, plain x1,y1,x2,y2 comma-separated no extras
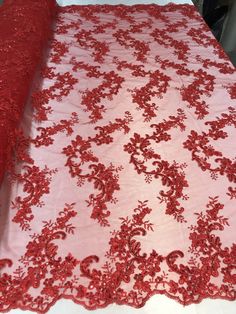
0,0,57,185
0,2,236,313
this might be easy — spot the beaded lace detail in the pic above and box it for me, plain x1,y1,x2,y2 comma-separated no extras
0,2,235,313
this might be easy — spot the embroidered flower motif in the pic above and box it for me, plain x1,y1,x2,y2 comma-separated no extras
0,3,235,313
63,112,133,226
183,107,236,189
124,110,188,222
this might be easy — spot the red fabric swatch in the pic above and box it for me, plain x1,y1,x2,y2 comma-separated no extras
0,0,57,185
0,2,235,313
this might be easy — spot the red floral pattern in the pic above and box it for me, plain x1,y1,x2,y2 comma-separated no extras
124,109,188,222
11,165,57,231
227,83,236,99
129,69,170,121
0,3,235,314
183,107,236,186
0,198,235,312
32,112,79,147
187,24,229,60
62,111,132,226
32,67,78,122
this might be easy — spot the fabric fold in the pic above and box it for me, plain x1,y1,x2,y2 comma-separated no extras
0,0,58,185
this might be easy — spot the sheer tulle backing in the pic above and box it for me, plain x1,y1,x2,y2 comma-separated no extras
0,2,235,313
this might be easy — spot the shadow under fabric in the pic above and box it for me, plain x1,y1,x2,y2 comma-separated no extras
0,0,58,186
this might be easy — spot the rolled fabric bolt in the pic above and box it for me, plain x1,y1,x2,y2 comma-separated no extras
0,0,58,185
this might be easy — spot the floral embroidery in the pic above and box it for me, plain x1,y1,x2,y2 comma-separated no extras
227,83,236,99
165,18,188,33
187,25,228,60
0,0,56,183
32,67,78,122
129,70,170,122
0,203,78,313
70,58,125,123
32,112,79,147
78,197,235,307
80,71,125,123
196,55,236,74
124,110,188,222
50,39,69,64
74,29,109,63
11,165,57,231
151,28,190,61
0,3,235,313
0,199,235,312
155,57,216,119
63,112,133,226
183,107,236,186
113,29,150,62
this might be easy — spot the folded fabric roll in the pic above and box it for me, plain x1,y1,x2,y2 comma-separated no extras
0,0,57,185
